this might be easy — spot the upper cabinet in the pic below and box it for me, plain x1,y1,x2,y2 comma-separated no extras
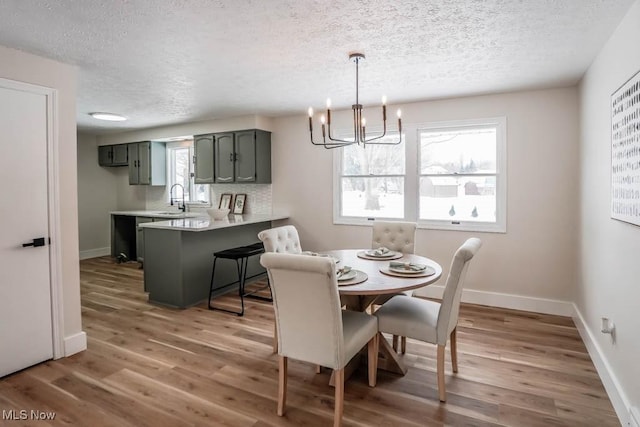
193,134,215,184
128,141,166,185
98,144,128,167
214,129,271,184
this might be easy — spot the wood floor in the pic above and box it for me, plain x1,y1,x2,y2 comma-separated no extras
0,257,619,426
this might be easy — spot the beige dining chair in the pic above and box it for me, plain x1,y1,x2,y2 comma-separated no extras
258,225,303,254
374,237,482,402
370,220,417,352
258,225,303,352
371,220,417,254
260,252,379,427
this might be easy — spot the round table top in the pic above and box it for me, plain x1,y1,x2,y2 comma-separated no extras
325,249,443,296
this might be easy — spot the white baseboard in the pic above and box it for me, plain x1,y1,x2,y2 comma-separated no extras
79,247,110,260
63,331,87,357
414,285,574,316
572,305,631,426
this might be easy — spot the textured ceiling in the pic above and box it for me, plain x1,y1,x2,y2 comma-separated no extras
0,0,634,135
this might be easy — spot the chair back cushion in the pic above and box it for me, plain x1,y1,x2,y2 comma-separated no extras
258,225,302,254
371,221,417,254
436,237,482,343
260,252,346,368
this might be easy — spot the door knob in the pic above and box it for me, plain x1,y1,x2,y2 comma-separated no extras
22,237,46,248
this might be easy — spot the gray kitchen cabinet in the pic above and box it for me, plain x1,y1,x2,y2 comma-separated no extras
214,129,271,183
214,132,235,183
98,144,128,166
193,134,214,184
128,141,166,185
136,216,154,263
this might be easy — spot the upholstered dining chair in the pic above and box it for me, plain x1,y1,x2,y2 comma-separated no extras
371,220,417,254
374,237,482,402
258,225,303,352
370,220,418,352
258,225,303,255
260,253,379,427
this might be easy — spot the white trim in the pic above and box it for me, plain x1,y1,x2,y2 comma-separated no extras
46,88,66,360
572,304,631,426
415,285,574,316
80,247,111,260
64,332,87,356
0,78,65,361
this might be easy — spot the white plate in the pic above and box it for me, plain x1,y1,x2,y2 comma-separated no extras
337,270,357,281
388,264,427,274
364,250,396,258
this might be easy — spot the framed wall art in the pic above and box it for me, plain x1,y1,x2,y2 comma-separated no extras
611,68,640,226
219,193,233,210
233,193,247,214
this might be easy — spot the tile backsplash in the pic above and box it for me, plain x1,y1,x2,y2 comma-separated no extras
143,183,272,214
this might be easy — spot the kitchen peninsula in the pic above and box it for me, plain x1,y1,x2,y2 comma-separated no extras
138,213,288,308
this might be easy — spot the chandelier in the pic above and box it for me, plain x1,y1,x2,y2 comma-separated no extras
307,52,402,149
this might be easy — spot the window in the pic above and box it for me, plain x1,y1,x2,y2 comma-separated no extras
333,117,506,232
419,118,506,232
166,140,211,205
334,134,405,222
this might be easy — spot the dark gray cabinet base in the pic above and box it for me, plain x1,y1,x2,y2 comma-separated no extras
143,221,270,308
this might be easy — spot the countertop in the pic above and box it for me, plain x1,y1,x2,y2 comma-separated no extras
110,210,205,219
135,212,289,232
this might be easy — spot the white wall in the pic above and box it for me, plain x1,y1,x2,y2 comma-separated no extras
0,44,83,352
579,0,640,418
77,133,119,258
272,87,580,309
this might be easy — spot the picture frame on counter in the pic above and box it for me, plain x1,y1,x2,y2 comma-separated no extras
219,193,233,210
233,194,247,214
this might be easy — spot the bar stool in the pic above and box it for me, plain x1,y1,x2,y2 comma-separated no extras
208,242,272,316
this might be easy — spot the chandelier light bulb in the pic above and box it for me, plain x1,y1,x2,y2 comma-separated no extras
397,109,402,118
321,115,326,124
308,107,314,117
381,95,387,105
326,98,332,108
361,118,366,127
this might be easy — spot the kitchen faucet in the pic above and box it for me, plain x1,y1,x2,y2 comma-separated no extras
169,183,186,212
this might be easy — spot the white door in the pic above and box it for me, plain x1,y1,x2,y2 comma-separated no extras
0,81,53,377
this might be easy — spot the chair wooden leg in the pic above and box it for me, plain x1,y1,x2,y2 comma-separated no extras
401,336,406,354
367,333,379,387
392,335,399,352
450,328,458,373
316,365,321,374
333,368,344,427
437,344,446,402
278,356,287,416
273,323,278,354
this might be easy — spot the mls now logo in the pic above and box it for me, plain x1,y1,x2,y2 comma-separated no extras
2,410,56,421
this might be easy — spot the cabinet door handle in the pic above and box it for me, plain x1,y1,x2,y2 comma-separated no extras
234,153,238,161
193,155,196,164
229,153,233,162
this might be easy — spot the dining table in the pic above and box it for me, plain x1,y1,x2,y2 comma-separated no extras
322,248,443,379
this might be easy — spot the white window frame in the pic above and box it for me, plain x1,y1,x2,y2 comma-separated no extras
417,117,507,233
166,140,211,207
333,117,507,233
332,129,406,225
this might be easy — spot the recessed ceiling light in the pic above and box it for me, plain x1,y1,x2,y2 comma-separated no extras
89,112,127,121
